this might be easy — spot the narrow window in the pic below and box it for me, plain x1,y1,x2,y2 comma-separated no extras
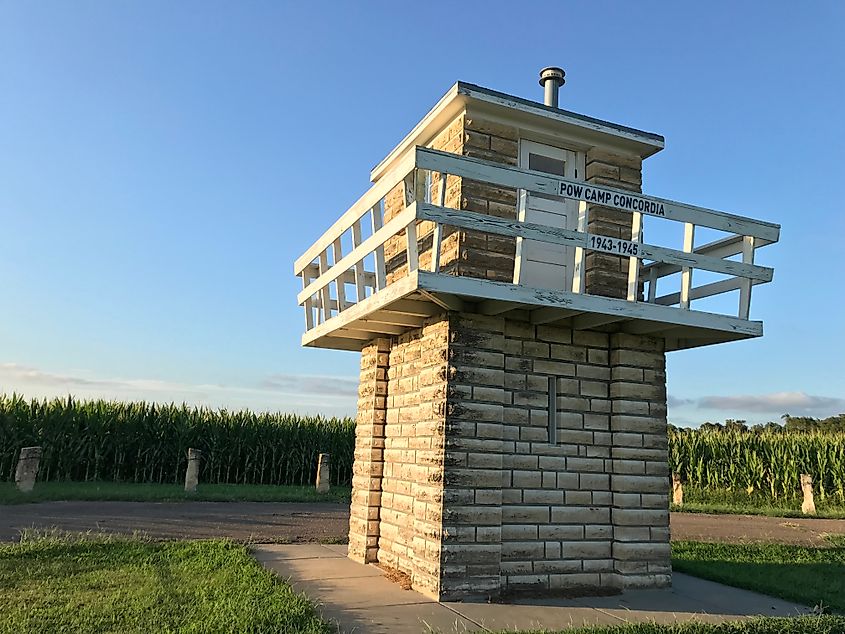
548,376,557,444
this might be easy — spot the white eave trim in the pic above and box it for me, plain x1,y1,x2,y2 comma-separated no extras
369,83,466,183
370,81,665,183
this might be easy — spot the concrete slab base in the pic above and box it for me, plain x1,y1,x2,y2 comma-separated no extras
252,544,813,633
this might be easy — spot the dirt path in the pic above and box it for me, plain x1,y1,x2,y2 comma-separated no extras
670,512,844,547
0,501,348,543
1,503,842,546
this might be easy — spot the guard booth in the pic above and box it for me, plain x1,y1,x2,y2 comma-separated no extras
293,68,779,601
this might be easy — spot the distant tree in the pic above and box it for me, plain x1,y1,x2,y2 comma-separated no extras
783,415,820,432
699,421,723,432
819,414,845,432
750,421,783,433
724,419,748,433
779,413,845,433
764,421,785,433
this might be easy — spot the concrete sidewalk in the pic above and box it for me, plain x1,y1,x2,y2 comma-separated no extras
252,544,812,633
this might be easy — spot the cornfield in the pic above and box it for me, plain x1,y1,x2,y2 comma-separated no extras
670,427,845,505
4,393,844,505
0,394,355,487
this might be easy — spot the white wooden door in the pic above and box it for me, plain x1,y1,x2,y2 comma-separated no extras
513,140,579,290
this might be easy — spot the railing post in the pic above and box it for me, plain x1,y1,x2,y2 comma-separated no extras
301,272,314,330
738,235,755,319
403,169,423,275
318,249,332,322
351,219,367,302
371,202,386,291
332,238,347,312
571,201,589,293
647,267,658,303
680,222,696,309
403,171,415,206
406,221,419,273
414,167,428,205
626,211,643,302
513,190,529,284
429,171,447,273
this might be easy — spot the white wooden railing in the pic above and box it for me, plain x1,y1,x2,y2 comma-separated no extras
294,147,779,333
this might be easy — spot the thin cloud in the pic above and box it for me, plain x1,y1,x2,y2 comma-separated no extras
0,363,114,389
260,373,359,396
696,392,845,414
668,389,845,416
0,363,225,396
0,362,357,417
667,395,695,407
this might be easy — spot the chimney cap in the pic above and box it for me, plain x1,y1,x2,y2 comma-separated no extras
539,67,565,87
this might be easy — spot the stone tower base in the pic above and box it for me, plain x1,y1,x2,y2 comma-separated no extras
348,311,670,601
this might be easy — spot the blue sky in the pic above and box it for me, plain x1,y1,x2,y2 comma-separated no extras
1,1,843,425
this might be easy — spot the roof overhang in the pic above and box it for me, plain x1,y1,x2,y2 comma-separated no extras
371,81,665,183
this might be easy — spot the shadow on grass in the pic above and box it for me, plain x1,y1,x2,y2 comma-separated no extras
673,541,845,613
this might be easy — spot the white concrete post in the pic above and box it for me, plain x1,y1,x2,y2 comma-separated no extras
15,446,42,493
800,473,816,515
185,448,202,493
316,453,331,493
672,473,684,507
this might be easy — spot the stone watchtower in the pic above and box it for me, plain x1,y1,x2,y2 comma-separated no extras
294,68,779,600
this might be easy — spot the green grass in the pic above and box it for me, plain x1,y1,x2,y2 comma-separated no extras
672,501,845,519
500,540,845,632
672,486,845,519
504,615,845,633
0,532,330,633
0,481,351,505
672,539,845,614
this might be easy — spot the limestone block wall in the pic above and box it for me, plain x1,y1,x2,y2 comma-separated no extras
380,112,520,285
584,149,642,299
608,333,671,586
377,319,450,596
348,338,390,564
459,115,519,282
442,316,669,596
349,311,670,601
439,313,508,598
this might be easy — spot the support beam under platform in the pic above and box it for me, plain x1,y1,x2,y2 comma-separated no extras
416,271,762,338
301,270,763,351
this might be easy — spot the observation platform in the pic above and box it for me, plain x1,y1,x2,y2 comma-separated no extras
294,146,779,353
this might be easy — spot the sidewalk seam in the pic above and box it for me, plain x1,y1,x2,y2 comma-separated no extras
438,602,492,632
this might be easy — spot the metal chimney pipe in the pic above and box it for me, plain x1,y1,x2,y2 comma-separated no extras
539,67,565,108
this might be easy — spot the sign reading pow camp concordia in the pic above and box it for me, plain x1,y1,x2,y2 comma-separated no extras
558,181,666,216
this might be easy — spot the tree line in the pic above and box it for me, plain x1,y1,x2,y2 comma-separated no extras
670,413,845,434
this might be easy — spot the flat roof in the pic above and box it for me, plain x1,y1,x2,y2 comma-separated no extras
371,81,666,182
460,82,665,144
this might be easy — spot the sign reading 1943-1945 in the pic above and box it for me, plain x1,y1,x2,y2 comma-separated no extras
558,182,666,217
587,234,640,257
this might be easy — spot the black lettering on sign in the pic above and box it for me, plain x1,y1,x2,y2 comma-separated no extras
558,182,584,199
558,181,666,217
587,234,640,257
